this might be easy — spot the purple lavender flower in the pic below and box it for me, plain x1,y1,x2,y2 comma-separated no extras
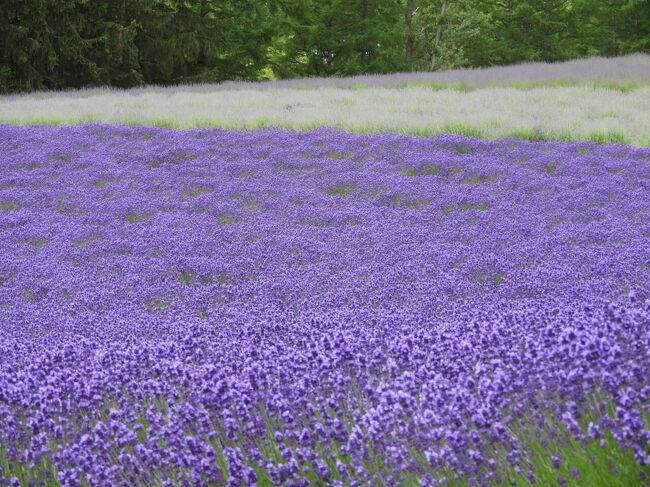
0,124,647,485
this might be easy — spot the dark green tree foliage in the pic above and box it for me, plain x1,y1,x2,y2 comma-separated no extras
0,0,55,92
412,0,493,71
0,0,649,93
486,0,572,63
136,0,279,84
0,0,280,92
273,0,407,78
568,0,650,56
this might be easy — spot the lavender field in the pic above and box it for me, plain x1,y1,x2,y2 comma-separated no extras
0,123,648,486
2,55,649,147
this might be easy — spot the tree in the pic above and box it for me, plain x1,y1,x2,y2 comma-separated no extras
412,0,491,71
0,0,281,93
272,0,407,78
1,0,648,93
0,0,56,92
568,0,650,56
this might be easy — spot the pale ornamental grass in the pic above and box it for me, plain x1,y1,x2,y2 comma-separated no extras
2,85,649,145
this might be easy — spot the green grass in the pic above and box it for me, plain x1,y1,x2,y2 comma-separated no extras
50,154,73,163
391,195,429,210
1,391,648,487
147,300,170,312
327,151,351,160
29,239,47,248
326,184,355,196
499,79,649,93
17,116,640,147
93,179,111,188
496,434,645,487
0,200,20,212
400,79,650,93
400,165,440,177
4,81,650,147
177,271,192,286
400,167,418,177
73,239,92,249
587,130,631,145
404,199,429,210
242,202,264,212
489,405,650,487
25,117,64,126
125,213,150,224
459,202,490,212
150,118,179,129
22,290,36,302
440,122,485,139
508,127,549,142
25,161,44,170
461,174,499,185
182,187,212,200
217,214,240,225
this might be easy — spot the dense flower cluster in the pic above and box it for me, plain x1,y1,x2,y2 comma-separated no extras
0,124,648,486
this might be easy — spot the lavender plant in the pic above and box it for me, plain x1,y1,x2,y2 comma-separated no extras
2,85,650,147
0,124,648,486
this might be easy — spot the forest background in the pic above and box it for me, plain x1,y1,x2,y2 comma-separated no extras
1,0,649,94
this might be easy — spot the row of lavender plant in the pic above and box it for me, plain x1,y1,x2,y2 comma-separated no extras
0,124,648,486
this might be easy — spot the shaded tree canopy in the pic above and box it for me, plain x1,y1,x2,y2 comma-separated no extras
1,0,648,93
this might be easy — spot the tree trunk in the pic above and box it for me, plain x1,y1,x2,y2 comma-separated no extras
404,0,416,67
430,0,448,71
